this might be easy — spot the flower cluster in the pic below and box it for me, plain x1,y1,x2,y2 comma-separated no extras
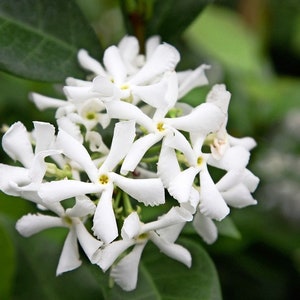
0,35,259,291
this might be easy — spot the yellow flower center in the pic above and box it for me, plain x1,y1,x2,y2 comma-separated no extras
86,111,96,120
63,215,73,226
156,122,165,132
99,174,109,185
120,83,130,90
197,156,204,166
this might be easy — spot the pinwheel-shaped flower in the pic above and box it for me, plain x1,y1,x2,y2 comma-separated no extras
38,120,165,244
0,121,61,210
93,206,192,291
16,196,102,275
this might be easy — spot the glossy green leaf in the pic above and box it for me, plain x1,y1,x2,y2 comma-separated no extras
0,219,15,300
0,0,102,82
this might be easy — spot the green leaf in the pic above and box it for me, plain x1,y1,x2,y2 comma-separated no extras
216,217,241,239
0,0,102,82
0,220,15,300
120,0,212,44
184,5,262,74
146,0,213,41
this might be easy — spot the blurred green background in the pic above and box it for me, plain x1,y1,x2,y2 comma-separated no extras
0,0,299,299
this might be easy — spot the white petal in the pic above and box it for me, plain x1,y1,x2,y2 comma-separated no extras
141,206,192,233
92,75,116,97
193,212,218,244
121,212,140,239
222,183,257,208
5,181,45,204
130,43,180,85
92,187,118,244
29,149,61,184
103,46,127,84
57,117,83,143
156,222,186,243
2,122,34,168
63,86,98,101
78,49,106,76
94,239,135,271
145,35,160,59
228,135,257,151
39,180,100,202
206,84,231,114
149,232,191,267
216,168,259,193
242,169,260,192
168,167,198,203
0,164,30,194
100,120,136,172
164,71,179,110
85,131,109,154
199,169,230,221
113,174,165,206
105,101,153,131
164,130,195,166
33,122,56,153
110,243,146,291
66,195,96,217
131,79,169,108
121,133,161,175
178,64,210,99
118,35,140,73
208,146,250,171
166,103,225,133
118,35,139,57
66,77,92,87
56,229,82,276
74,221,103,262
16,214,65,237
56,129,98,182
157,143,180,187
29,92,67,110
216,170,242,191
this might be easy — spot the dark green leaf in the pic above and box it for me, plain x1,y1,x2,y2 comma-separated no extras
120,0,212,45
0,220,15,300
146,0,213,42
0,0,102,82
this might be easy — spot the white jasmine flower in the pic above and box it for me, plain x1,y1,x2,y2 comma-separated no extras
16,196,102,275
93,206,192,291
0,121,61,211
38,120,165,244
106,75,226,175
66,41,180,106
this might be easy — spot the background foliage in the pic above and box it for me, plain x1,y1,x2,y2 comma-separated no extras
0,0,299,299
